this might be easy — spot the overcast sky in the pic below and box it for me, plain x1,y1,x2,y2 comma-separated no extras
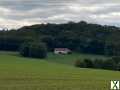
0,0,120,29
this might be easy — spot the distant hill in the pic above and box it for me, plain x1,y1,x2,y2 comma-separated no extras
0,21,120,55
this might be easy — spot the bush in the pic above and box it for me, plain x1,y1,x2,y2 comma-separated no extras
93,59,104,69
75,59,86,68
112,56,120,64
19,42,30,57
79,61,87,68
75,58,120,71
117,62,120,71
102,59,116,70
84,59,94,68
19,42,47,58
75,59,81,67
75,59,93,68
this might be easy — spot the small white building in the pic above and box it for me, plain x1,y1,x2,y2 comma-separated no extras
54,48,71,54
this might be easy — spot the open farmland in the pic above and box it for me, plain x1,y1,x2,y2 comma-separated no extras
0,51,119,90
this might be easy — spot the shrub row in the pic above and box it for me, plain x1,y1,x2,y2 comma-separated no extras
75,57,120,71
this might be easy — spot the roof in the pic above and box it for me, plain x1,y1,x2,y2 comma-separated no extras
54,48,70,51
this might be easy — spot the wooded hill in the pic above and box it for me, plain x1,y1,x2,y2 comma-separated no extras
0,21,120,56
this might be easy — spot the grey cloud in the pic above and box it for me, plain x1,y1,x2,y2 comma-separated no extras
0,0,120,29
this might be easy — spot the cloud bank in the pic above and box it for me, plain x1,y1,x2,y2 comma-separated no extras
0,0,120,29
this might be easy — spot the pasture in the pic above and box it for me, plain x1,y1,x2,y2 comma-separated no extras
0,51,119,90
47,52,109,65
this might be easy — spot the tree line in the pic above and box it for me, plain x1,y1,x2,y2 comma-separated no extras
0,21,120,56
75,56,120,71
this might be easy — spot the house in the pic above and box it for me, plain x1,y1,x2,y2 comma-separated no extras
54,48,71,54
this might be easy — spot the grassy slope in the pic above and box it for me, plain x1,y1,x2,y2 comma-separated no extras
47,52,109,65
0,52,119,90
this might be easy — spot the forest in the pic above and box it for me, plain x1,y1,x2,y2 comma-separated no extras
0,21,120,56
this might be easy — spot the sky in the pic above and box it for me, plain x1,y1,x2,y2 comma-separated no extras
0,0,120,29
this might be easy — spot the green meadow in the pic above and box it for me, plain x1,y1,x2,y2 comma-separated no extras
46,52,109,65
0,51,119,90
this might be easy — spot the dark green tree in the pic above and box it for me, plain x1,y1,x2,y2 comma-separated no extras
19,42,47,58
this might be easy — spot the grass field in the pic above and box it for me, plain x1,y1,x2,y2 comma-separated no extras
0,51,119,90
47,52,109,65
